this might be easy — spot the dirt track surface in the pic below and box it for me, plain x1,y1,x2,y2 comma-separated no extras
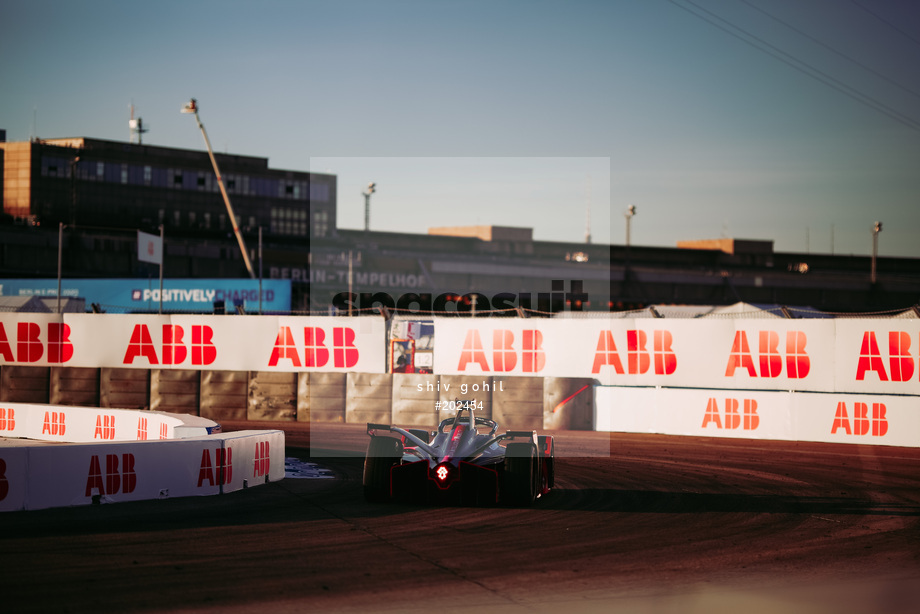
3,422,920,613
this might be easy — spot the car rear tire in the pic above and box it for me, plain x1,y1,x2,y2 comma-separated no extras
503,442,537,506
363,437,403,502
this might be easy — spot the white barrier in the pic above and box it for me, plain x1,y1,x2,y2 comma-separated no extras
0,430,285,511
0,403,218,442
0,402,284,512
0,314,385,373
596,386,920,447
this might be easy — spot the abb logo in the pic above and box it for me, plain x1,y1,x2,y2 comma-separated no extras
592,330,676,375
0,458,7,501
457,329,545,372
701,397,760,430
0,407,15,432
0,321,73,364
123,324,216,366
253,441,271,477
41,411,66,436
198,447,232,487
856,331,919,382
269,326,359,369
94,415,116,440
831,401,888,437
85,453,136,497
725,331,810,379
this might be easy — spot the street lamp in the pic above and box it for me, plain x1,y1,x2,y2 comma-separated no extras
363,182,376,232
871,221,882,284
624,205,636,246
181,98,255,279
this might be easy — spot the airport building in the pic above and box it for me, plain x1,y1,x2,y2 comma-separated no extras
2,133,919,314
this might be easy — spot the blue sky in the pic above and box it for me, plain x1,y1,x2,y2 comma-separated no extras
2,0,918,256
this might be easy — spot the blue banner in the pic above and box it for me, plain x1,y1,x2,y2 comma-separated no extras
0,279,291,313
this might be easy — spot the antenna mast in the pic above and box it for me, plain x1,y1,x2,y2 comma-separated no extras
129,104,149,144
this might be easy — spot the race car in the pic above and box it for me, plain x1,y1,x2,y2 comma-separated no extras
363,400,554,506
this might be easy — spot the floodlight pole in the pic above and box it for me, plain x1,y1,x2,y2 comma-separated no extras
363,182,376,232
871,221,882,284
182,99,255,279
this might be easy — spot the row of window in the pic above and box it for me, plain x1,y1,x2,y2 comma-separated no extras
151,206,331,238
40,156,331,202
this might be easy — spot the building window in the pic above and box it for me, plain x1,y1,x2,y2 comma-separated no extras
204,212,211,229
313,210,329,238
174,172,183,186
144,166,152,186
121,164,128,185
189,211,197,227
173,210,181,226
97,162,105,178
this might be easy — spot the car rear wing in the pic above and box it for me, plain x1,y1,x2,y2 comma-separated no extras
367,422,436,457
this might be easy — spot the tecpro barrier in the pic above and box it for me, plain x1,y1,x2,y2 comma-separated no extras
596,387,920,447
2,313,918,447
0,402,284,512
3,314,919,395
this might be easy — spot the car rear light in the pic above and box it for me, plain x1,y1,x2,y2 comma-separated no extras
431,462,455,489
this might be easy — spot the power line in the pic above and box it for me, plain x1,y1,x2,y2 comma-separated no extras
741,0,920,102
849,0,920,51
667,0,920,133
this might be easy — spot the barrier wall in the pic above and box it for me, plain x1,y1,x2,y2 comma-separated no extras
0,402,284,511
2,313,918,446
596,387,920,448
0,430,285,511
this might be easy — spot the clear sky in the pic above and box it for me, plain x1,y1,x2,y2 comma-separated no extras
2,0,918,257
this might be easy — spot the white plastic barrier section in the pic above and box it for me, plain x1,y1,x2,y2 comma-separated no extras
596,386,920,448
0,403,218,442
0,313,385,373
0,430,285,511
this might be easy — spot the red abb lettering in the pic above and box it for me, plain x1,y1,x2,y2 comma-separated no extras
269,326,301,367
305,327,330,367
0,407,15,431
162,325,187,365
0,322,74,364
123,324,216,366
41,411,66,436
197,447,233,487
592,330,676,375
702,397,759,430
592,331,625,374
856,331,917,382
725,330,809,378
458,330,490,371
137,417,148,440
85,454,137,497
457,329,544,373
493,330,516,372
268,327,357,369
254,441,270,477
94,415,116,440
831,401,888,437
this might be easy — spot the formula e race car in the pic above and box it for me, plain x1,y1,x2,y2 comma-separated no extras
363,400,554,506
